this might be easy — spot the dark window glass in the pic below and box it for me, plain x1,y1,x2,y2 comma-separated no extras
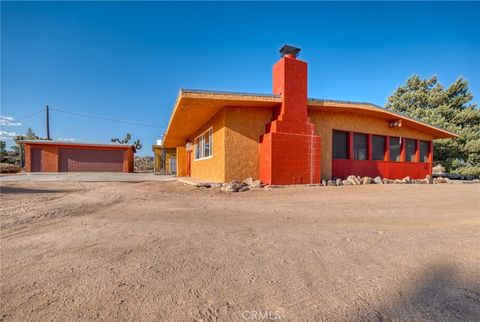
405,139,416,162
372,135,385,161
420,140,429,162
389,137,401,161
354,133,367,160
333,130,348,159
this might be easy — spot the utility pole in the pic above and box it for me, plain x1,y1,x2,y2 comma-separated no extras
46,105,51,140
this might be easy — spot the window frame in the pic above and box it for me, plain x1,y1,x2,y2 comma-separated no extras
194,127,213,161
372,135,386,161
419,140,430,163
389,136,401,162
353,132,368,160
332,130,349,160
405,138,417,162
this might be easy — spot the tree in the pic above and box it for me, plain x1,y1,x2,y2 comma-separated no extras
386,75,480,177
0,141,7,162
111,133,142,150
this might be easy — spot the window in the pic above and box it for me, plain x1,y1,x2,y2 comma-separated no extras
419,140,429,162
405,139,416,162
354,133,367,160
194,127,213,160
372,135,386,160
389,137,401,161
333,130,348,159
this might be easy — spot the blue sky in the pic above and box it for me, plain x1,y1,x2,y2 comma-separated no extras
1,1,479,156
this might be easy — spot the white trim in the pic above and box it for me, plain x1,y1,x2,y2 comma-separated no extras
194,127,213,161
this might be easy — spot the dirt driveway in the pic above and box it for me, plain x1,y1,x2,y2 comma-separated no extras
1,181,479,321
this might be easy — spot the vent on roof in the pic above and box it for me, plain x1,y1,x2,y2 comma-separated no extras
279,45,301,58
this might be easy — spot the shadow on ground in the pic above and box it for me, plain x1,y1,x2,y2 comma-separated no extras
357,263,480,321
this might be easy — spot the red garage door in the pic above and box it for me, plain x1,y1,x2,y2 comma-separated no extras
59,149,124,172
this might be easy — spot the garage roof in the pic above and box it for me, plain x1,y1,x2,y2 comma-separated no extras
18,140,136,152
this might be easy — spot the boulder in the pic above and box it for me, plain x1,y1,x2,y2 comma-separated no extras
335,178,343,186
373,176,383,184
434,177,447,184
327,180,336,186
321,180,327,186
425,175,433,184
382,178,390,184
362,177,372,185
347,175,357,185
356,176,363,184
221,180,248,192
342,180,352,185
402,176,411,184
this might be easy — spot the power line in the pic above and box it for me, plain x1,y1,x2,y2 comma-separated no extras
50,107,165,129
13,109,44,122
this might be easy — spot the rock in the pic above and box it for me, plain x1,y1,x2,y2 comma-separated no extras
444,177,451,183
342,180,352,185
238,186,250,192
362,177,372,185
402,176,411,184
244,177,254,185
425,175,433,184
244,178,262,188
221,180,248,192
356,176,363,184
335,178,343,186
382,178,390,184
327,180,336,186
373,176,383,184
434,177,447,184
321,180,327,186
209,183,223,188
394,179,403,184
347,175,358,185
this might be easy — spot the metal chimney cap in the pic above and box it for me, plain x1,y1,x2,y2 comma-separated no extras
279,45,301,58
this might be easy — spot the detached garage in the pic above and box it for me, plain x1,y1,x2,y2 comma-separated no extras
20,140,135,173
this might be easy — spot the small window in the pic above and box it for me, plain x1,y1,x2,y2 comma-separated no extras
372,135,386,161
194,127,213,160
405,139,416,162
389,137,401,161
333,130,348,159
419,140,429,162
354,133,367,160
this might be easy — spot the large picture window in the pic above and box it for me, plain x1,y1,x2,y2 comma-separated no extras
194,127,213,160
405,139,416,162
333,130,348,159
372,135,386,160
419,140,429,162
389,137,401,161
354,133,367,160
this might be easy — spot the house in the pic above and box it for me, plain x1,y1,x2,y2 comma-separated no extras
20,140,135,173
161,45,458,185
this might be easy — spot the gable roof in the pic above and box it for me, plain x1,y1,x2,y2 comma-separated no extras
163,89,458,148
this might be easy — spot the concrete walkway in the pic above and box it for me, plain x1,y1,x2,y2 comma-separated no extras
0,173,175,182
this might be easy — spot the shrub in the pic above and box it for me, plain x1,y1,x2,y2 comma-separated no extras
453,166,480,179
0,163,22,174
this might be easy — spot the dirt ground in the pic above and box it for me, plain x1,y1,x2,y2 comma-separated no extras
1,181,479,322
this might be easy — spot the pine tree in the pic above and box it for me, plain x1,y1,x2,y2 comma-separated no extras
386,75,480,177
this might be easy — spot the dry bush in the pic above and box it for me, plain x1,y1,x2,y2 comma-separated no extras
0,163,22,173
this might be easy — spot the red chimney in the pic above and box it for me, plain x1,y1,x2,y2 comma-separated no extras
259,45,321,185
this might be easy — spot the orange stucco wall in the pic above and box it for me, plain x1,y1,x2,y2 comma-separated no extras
24,143,134,173
308,110,434,180
224,106,272,182
188,109,226,182
176,147,187,177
